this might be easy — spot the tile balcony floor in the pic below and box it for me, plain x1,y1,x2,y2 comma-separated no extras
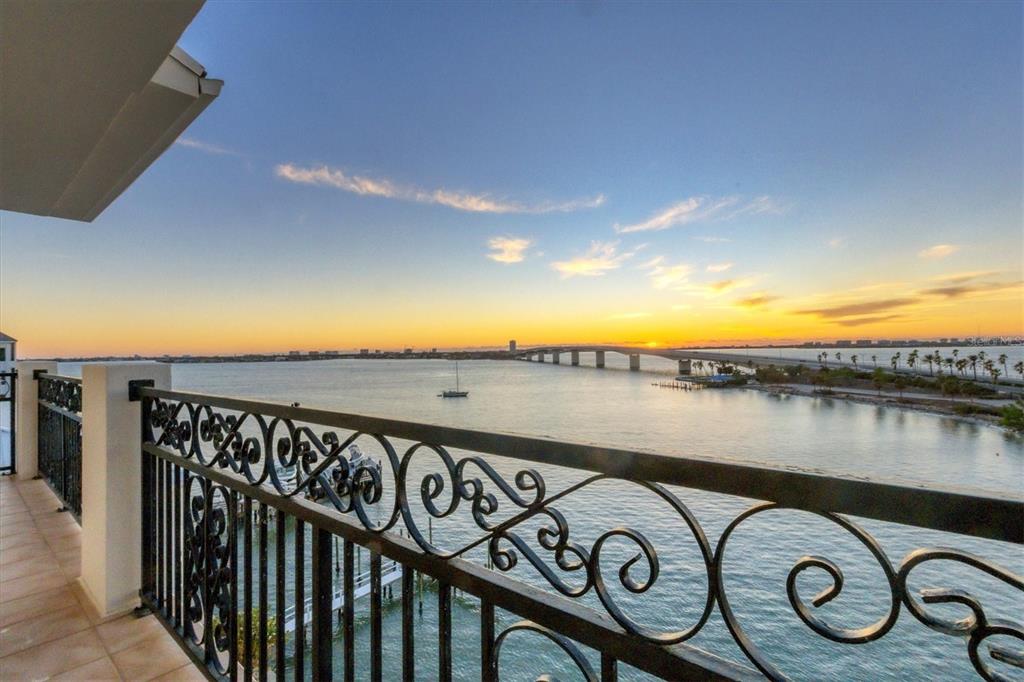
0,476,204,681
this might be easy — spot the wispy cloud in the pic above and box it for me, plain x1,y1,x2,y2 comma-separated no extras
918,244,960,260
606,312,652,320
275,163,605,214
694,236,732,243
706,262,734,273
552,241,639,278
615,195,783,234
835,314,907,327
735,293,780,308
174,137,241,156
918,272,1022,299
486,236,532,264
797,297,920,319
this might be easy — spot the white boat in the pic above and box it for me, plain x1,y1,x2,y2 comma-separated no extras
439,361,469,398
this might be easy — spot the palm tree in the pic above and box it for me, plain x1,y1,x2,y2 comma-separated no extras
969,354,979,381
871,354,877,368
1014,360,1023,381
978,350,988,367
991,367,1002,385
890,355,898,371
851,354,858,370
944,357,955,375
907,349,919,372
933,351,944,376
956,358,968,376
952,348,959,362
835,351,841,364
984,359,995,383
999,354,1008,377
925,353,935,376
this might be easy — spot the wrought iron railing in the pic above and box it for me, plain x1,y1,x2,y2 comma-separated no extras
36,372,83,519
135,385,1023,681
0,370,16,475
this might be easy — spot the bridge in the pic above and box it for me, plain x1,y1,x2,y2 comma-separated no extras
512,345,1024,390
511,345,784,374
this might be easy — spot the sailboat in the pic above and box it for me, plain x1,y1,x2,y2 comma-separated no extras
439,361,469,398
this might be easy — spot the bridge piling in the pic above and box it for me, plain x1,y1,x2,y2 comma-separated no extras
629,353,640,371
552,352,560,364
571,350,579,366
595,351,605,368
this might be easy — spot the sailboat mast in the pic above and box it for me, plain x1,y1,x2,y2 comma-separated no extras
455,361,460,391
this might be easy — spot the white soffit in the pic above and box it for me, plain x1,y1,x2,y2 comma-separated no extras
0,0,222,222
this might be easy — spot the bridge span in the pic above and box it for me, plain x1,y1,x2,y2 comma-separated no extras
511,345,804,374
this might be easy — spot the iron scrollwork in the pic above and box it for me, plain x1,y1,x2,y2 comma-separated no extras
143,394,1024,680
38,376,82,413
183,474,234,675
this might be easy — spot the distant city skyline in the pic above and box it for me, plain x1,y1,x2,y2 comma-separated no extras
1,1,1021,357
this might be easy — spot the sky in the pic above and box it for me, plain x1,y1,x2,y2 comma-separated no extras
1,1,1022,357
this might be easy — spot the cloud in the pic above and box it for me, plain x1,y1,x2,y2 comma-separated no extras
694,236,732,243
797,297,920,319
637,255,665,270
735,293,780,308
275,163,605,214
919,274,1022,299
615,195,782,234
637,255,698,290
174,137,241,156
834,314,907,327
551,241,638,278
486,236,532,264
706,262,734,273
606,312,652,320
918,244,960,260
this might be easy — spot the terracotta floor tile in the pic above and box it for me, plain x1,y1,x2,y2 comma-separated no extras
0,567,67,603
0,628,107,680
0,532,47,551
153,662,207,681
0,520,37,538
51,655,122,681
0,603,92,657
96,613,168,654
111,632,190,682
0,586,76,628
0,554,56,582
0,541,53,566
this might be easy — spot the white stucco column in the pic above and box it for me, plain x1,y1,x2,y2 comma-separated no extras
79,362,171,619
13,360,58,481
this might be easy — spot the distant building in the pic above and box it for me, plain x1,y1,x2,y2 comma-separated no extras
876,340,892,346
289,350,301,356
360,349,369,356
855,339,872,346
509,339,517,352
403,348,412,355
836,339,852,346
0,332,16,372
431,348,437,353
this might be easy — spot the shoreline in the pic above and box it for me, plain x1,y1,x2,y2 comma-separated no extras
746,383,1012,430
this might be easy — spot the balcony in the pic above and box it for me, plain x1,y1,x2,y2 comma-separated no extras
0,367,1020,680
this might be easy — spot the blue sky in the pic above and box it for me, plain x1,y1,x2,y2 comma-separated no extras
2,1,1021,355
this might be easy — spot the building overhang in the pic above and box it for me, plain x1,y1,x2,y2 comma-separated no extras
0,0,221,222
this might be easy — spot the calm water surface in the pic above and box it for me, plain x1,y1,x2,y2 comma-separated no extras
64,359,1024,680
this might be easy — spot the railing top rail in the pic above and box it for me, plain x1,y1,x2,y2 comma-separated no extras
138,386,1023,543
35,371,82,385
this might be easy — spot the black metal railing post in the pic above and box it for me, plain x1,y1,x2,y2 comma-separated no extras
311,527,334,679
